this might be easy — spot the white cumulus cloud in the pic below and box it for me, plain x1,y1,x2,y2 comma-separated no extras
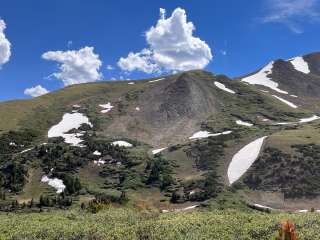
118,48,159,73
118,8,212,73
24,85,49,97
42,46,102,86
0,19,11,68
262,0,320,33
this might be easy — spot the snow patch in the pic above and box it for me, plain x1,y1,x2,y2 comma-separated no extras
214,81,236,94
48,113,92,147
236,120,253,127
228,136,267,185
253,204,273,210
241,61,288,94
272,95,298,109
99,103,114,113
299,115,320,123
297,209,308,213
290,95,298,98
20,148,34,154
41,175,66,194
111,141,133,147
149,78,165,83
189,130,232,140
128,82,135,85
289,57,310,74
93,159,106,166
152,148,167,155
135,107,140,111
275,115,320,125
93,150,101,156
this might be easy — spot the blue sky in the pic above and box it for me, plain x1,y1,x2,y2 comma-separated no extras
0,0,320,101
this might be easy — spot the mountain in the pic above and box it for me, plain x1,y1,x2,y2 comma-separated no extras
1,53,320,212
240,52,320,111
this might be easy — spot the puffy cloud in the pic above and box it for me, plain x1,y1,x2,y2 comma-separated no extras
42,46,102,86
118,8,212,73
118,48,159,73
24,85,49,97
262,0,320,33
0,19,11,68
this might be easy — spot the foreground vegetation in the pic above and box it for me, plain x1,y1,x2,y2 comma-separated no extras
0,206,319,239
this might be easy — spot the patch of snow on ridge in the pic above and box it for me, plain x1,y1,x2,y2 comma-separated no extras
41,175,66,194
99,103,114,113
48,113,92,147
299,115,320,123
272,95,298,109
253,204,273,210
93,159,105,166
128,82,135,85
189,130,232,140
289,57,310,74
228,136,267,185
236,120,253,127
152,148,167,155
241,61,288,94
274,115,320,125
214,81,236,94
149,78,165,83
297,210,308,213
93,150,101,156
112,141,133,147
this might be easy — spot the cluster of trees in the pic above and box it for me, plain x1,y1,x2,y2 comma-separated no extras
39,194,73,207
183,138,224,201
244,145,320,198
146,156,175,190
0,129,39,155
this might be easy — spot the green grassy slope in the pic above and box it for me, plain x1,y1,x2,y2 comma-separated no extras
0,207,319,240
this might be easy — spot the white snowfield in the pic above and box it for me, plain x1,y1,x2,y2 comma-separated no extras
297,209,308,213
128,82,135,85
99,103,114,113
93,150,101,156
299,115,320,123
135,107,140,111
236,120,253,127
241,61,288,94
20,147,34,154
93,159,106,166
214,81,236,94
275,115,320,125
272,95,298,109
253,204,273,210
228,136,267,185
111,141,133,147
48,113,92,147
289,57,310,74
189,130,232,140
152,148,167,155
41,175,66,194
290,95,298,98
149,78,165,83
162,205,198,213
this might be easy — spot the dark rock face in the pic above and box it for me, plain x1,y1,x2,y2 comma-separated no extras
270,58,320,98
104,71,222,146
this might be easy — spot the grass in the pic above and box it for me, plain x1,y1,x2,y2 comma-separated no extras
1,206,320,239
17,168,51,203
